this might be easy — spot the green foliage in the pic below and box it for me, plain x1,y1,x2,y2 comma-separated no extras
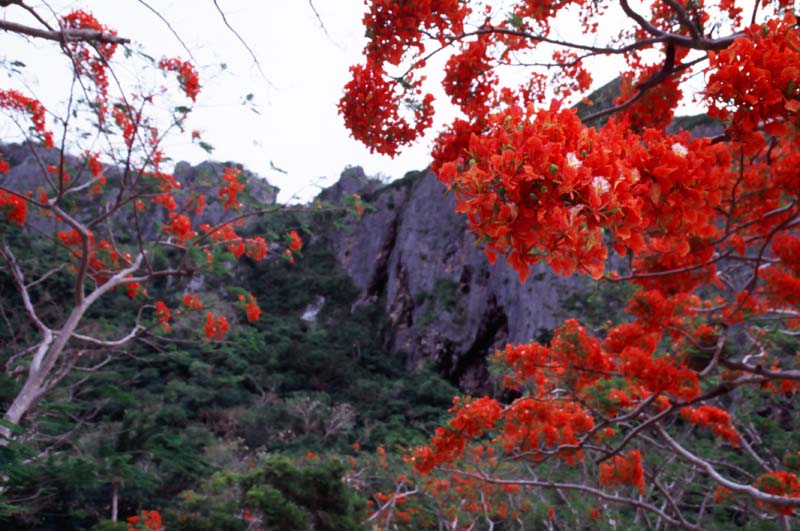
1,207,456,529
243,456,365,531
169,456,365,531
89,521,129,531
559,277,638,332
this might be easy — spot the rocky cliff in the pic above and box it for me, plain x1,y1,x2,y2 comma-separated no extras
322,167,587,392
319,110,723,391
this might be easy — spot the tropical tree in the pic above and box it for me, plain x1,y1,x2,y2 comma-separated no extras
342,0,800,528
0,3,291,447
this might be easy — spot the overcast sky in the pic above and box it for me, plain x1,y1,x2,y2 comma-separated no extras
2,1,705,203
1,1,446,202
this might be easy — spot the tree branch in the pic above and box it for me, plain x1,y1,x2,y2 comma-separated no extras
0,19,129,45
0,242,49,335
656,424,800,508
442,468,701,531
72,325,145,347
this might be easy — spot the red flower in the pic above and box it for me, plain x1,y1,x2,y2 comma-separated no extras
126,281,142,299
182,294,203,310
289,230,303,251
204,312,229,340
166,214,196,244
159,57,201,101
218,167,245,210
237,292,262,322
0,190,28,226
155,301,171,333
600,449,645,495
0,89,53,147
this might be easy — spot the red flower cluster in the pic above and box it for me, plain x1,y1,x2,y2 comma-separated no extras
362,0,468,65
155,301,171,333
680,405,739,447
218,167,245,210
339,63,434,157
204,312,229,340
237,292,262,322
56,229,137,286
599,449,645,495
159,57,201,102
288,230,303,251
127,509,163,531
61,10,118,105
245,236,268,261
166,214,197,245
706,13,800,151
182,294,204,310
0,89,54,148
199,222,265,260
0,189,28,226
754,471,800,515
438,101,732,285
443,36,496,116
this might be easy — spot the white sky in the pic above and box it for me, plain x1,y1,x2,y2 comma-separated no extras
1,1,707,203
1,1,443,202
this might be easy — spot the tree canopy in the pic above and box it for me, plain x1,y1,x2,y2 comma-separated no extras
341,0,800,529
1,0,799,529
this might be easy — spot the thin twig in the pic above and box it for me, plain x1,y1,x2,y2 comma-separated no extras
135,0,195,61
211,0,273,87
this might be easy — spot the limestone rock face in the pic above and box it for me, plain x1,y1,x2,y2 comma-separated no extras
329,169,584,392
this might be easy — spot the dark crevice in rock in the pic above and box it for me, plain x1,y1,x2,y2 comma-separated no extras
365,211,400,299
458,266,472,295
385,265,414,352
451,299,508,393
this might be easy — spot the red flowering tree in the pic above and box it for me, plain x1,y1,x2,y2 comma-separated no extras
342,0,800,528
0,5,301,444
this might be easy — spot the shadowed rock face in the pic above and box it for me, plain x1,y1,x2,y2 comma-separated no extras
329,169,584,392
325,105,724,392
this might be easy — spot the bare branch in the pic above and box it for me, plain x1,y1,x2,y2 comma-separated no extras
0,242,50,335
660,0,703,40
442,468,702,531
24,264,67,290
0,19,129,45
308,0,331,39
656,424,800,509
72,325,145,347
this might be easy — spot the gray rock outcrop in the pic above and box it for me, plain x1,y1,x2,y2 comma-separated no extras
328,168,585,392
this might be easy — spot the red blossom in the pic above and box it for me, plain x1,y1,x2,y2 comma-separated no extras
288,230,303,251
159,57,201,101
237,292,262,322
204,312,229,340
182,294,203,310
155,301,171,333
599,449,645,495
218,167,245,210
0,89,54,148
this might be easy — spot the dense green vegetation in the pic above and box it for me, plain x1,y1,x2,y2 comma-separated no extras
0,206,456,530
